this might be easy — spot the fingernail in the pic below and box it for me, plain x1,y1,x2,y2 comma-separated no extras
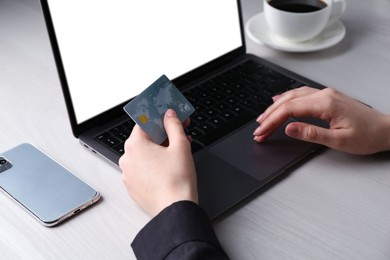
256,114,264,122
165,109,176,117
286,124,299,137
272,95,281,101
253,135,264,142
253,126,261,135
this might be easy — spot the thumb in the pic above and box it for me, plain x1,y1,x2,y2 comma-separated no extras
285,122,333,147
164,109,188,146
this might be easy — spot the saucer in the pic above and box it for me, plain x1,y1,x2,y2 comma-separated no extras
245,13,346,52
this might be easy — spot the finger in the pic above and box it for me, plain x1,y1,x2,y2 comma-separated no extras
285,122,335,147
274,86,319,108
257,86,320,123
129,124,152,141
163,109,189,147
183,118,191,129
123,125,153,154
253,94,331,140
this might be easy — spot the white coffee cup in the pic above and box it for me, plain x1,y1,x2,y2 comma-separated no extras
264,0,346,43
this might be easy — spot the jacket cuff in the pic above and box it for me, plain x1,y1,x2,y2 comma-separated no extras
131,201,223,259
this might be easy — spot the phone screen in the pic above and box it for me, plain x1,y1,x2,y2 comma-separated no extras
0,143,101,226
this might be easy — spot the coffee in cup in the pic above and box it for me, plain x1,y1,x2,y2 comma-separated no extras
263,0,346,43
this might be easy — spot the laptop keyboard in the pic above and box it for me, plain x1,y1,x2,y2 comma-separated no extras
95,120,135,155
95,60,299,155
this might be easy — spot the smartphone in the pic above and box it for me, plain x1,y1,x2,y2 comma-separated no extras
0,143,101,227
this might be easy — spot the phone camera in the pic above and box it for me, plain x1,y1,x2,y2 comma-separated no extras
0,157,12,173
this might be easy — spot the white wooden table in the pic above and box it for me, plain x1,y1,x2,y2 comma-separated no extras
1,0,390,259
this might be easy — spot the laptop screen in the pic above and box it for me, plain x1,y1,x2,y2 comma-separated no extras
46,0,242,124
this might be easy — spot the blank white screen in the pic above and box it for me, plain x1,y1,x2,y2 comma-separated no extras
47,0,242,124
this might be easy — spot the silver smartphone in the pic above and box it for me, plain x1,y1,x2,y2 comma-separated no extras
0,143,101,227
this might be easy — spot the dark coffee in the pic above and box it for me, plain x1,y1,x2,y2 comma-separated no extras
269,0,327,13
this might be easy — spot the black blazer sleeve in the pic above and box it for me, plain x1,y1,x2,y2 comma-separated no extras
131,201,229,260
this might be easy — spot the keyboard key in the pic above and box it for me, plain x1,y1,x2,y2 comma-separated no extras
208,116,226,127
197,122,216,134
102,136,120,147
112,143,125,155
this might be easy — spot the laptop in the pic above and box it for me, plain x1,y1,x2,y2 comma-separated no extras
40,0,326,219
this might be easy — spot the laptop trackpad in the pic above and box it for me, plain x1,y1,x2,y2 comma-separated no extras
208,119,320,181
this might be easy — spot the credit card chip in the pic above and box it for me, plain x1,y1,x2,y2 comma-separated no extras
138,114,149,124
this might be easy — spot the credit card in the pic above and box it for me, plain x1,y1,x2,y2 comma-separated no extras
123,75,195,144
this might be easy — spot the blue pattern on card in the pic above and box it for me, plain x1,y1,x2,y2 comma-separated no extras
123,75,195,144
